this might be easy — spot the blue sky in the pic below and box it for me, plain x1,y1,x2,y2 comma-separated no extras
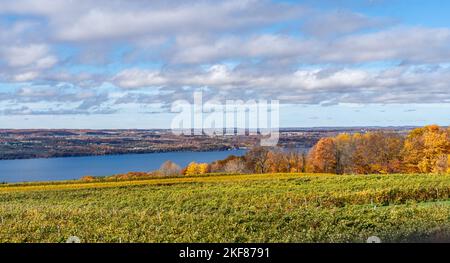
0,0,449,128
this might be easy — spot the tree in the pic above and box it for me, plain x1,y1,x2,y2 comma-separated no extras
448,155,450,174
403,125,449,173
285,150,307,173
367,132,403,174
244,146,271,173
434,154,449,174
81,175,96,182
185,162,200,176
223,158,247,174
210,155,242,173
267,149,289,173
301,151,308,173
350,132,403,174
159,160,181,176
334,133,353,174
402,127,426,173
351,133,370,174
184,162,209,176
198,163,210,174
307,138,337,173
286,151,299,173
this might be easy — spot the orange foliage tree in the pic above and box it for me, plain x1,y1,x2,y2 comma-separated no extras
351,132,404,174
307,137,337,174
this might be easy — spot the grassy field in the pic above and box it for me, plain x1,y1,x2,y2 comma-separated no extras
1,173,450,243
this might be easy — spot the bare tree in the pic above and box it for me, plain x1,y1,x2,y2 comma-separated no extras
159,160,181,176
223,158,248,174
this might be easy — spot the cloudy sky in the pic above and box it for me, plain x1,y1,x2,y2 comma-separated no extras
0,0,449,128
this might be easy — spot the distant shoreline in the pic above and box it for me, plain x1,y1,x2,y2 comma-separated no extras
0,147,248,161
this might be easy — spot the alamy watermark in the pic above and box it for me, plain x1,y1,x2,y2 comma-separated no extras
170,91,280,146
366,236,382,243
66,236,81,243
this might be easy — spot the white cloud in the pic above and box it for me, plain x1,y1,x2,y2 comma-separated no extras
323,27,450,63
0,44,58,82
2,44,51,67
113,69,167,88
13,71,40,82
169,27,450,64
2,1,450,66
111,64,450,104
0,0,450,118
301,10,392,38
0,0,304,42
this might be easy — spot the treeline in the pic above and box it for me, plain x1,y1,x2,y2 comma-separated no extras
308,125,449,174
167,125,449,176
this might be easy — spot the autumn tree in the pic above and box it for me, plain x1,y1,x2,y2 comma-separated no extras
434,154,449,174
210,155,243,173
349,133,369,174
198,163,210,174
374,132,403,173
244,146,271,173
403,125,450,173
307,137,337,173
352,132,404,174
334,133,354,174
184,162,209,176
184,162,200,176
284,150,305,173
267,149,289,173
402,128,426,173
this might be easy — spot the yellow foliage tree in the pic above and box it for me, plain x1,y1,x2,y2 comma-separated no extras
185,162,200,176
184,162,210,176
198,163,210,174
403,125,450,173
448,155,450,173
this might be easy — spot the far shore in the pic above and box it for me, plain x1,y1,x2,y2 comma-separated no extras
0,147,248,161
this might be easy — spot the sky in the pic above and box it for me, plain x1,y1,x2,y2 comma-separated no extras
0,0,449,129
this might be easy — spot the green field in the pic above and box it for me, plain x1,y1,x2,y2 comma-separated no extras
1,173,450,243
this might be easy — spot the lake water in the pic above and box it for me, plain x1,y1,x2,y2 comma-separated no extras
0,150,246,183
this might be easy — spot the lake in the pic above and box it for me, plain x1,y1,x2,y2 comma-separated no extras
0,150,246,183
